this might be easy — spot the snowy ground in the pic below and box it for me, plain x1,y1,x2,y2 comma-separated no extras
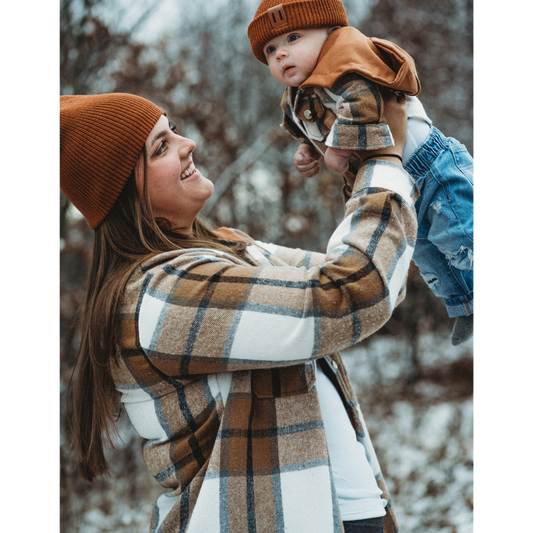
61,332,473,532
344,333,473,533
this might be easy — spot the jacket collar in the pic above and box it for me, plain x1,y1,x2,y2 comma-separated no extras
300,26,420,95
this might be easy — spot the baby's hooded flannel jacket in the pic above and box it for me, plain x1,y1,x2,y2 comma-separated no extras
281,26,421,157
112,159,419,533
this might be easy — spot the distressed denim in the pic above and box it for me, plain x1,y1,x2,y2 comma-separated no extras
404,126,473,318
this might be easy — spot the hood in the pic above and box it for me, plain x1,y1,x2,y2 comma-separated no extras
302,26,420,95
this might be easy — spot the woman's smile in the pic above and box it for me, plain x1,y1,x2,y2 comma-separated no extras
137,115,214,231
180,161,197,180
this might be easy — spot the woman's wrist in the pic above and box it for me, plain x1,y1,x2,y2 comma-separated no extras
362,153,403,166
355,146,405,167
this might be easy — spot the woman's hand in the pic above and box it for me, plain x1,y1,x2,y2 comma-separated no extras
294,143,322,177
324,147,352,174
383,92,408,153
354,93,408,165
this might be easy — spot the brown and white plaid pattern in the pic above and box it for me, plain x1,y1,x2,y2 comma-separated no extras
112,160,418,532
279,27,421,158
282,72,403,157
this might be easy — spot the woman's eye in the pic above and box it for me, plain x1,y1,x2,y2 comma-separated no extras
156,141,167,155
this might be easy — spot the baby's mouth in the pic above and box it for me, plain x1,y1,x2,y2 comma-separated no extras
284,65,295,74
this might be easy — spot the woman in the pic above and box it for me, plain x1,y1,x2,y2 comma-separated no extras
61,91,417,533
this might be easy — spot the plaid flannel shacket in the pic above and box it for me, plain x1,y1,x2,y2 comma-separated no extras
112,160,418,533
280,26,421,157
282,73,396,155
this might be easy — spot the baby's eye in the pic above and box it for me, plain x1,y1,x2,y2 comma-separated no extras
265,45,276,55
288,34,299,42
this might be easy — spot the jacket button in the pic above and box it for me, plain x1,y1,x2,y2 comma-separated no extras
331,360,338,370
304,109,312,120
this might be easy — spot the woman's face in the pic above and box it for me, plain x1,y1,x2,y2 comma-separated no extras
136,115,214,232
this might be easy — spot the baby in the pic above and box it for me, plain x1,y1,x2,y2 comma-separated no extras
248,0,474,345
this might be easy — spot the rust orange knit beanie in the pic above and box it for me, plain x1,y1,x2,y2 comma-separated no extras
248,0,348,64
60,93,165,229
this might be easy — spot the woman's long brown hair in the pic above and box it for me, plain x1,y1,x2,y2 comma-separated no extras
73,146,244,481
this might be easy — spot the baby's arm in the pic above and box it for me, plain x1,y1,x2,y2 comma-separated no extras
323,73,395,173
294,143,322,178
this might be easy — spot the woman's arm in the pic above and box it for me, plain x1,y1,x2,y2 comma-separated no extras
123,176,416,377
252,240,327,269
121,96,414,376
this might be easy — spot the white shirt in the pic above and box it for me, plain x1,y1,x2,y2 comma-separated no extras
403,95,432,164
316,364,386,520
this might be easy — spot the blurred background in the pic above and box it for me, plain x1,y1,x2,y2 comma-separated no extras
60,0,473,531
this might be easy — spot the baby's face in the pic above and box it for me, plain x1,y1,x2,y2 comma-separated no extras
263,28,331,87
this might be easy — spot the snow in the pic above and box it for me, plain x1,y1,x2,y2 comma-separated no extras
62,331,472,532
344,333,473,533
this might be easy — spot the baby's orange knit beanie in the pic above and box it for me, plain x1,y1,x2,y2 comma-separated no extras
248,0,348,64
60,93,165,229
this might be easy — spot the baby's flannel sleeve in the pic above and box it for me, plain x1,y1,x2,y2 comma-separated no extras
325,72,395,151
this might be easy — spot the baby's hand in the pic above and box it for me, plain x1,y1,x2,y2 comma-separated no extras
324,147,352,174
294,143,322,178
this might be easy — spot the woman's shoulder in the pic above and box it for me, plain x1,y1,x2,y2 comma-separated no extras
123,227,263,289
120,246,248,314
214,226,254,244
138,246,247,276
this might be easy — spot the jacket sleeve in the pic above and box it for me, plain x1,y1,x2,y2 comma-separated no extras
125,160,418,377
325,73,395,151
252,241,327,269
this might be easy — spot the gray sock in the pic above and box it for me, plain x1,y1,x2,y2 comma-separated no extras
451,314,473,345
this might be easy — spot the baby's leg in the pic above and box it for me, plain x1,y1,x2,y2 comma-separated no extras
424,145,473,275
412,235,473,317
406,130,474,342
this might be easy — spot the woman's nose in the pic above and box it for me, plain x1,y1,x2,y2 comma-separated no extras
179,136,196,157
